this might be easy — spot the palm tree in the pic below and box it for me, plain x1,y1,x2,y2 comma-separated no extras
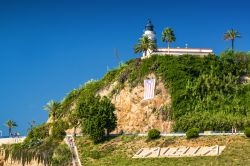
224,29,241,52
134,36,157,57
5,120,17,137
162,27,176,53
43,100,60,121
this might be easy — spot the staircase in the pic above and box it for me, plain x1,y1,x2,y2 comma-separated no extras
65,135,82,166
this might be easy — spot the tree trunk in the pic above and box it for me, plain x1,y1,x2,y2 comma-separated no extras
9,128,11,137
107,130,110,137
168,42,170,54
232,39,234,52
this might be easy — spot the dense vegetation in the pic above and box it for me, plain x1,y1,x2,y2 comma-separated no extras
2,51,250,165
244,127,250,137
73,51,249,132
61,51,249,132
2,121,71,166
2,81,116,165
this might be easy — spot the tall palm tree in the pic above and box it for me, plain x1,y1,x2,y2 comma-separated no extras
134,36,157,57
162,27,176,53
224,29,241,52
43,100,60,121
5,120,17,137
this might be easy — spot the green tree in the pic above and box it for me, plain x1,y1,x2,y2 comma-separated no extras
43,100,61,121
162,27,176,53
134,35,157,57
5,120,17,137
77,95,116,143
100,96,117,136
224,29,241,52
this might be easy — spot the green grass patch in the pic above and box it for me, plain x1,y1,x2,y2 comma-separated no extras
76,135,250,166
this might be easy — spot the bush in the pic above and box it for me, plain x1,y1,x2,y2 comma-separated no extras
52,144,71,166
148,129,160,140
27,124,49,140
244,127,250,137
51,120,69,140
186,128,199,139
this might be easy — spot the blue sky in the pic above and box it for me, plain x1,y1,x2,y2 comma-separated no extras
0,0,250,135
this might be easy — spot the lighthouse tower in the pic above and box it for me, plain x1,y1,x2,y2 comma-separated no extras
143,19,156,41
142,19,156,57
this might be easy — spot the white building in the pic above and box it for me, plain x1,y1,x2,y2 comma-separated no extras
142,20,213,58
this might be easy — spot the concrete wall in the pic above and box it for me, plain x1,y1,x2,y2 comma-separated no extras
0,137,25,146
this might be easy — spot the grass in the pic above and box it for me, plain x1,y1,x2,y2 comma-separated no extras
75,135,250,166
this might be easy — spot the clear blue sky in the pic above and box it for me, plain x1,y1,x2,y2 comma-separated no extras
0,0,249,135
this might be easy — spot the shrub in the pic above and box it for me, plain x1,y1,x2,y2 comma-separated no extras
186,128,199,139
51,120,69,140
51,144,71,166
118,71,129,83
27,124,49,140
244,127,250,137
148,129,160,140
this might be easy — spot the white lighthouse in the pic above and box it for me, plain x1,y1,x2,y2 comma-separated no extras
143,19,156,41
142,19,156,57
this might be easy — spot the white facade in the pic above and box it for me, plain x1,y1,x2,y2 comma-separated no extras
142,48,213,59
151,48,213,57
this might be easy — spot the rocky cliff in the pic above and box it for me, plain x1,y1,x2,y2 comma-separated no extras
98,74,173,133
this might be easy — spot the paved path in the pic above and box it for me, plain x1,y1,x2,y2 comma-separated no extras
136,132,244,137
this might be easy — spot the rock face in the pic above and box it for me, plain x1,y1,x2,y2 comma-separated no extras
99,75,173,133
240,75,250,84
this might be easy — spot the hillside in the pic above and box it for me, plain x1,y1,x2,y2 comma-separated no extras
2,52,250,166
61,53,250,133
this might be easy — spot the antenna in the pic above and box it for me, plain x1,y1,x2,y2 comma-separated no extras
114,48,122,67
